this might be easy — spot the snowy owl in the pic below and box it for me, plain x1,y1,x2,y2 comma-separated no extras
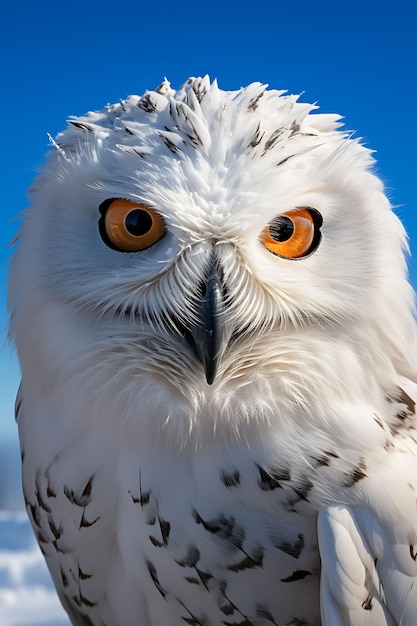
8,76,417,625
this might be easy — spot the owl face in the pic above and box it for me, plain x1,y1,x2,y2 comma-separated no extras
9,77,415,435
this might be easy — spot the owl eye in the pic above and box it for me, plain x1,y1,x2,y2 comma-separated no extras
99,199,165,252
261,208,322,259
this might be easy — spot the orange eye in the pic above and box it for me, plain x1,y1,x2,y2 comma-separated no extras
99,199,165,252
261,208,321,259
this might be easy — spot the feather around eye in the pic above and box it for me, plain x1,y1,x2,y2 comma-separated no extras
261,208,322,259
99,199,165,252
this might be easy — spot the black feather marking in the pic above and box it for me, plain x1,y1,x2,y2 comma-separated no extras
159,131,179,154
176,545,201,567
362,596,373,611
61,567,69,587
159,517,171,546
221,470,240,487
373,415,385,429
281,570,312,583
47,484,57,498
27,502,42,528
64,476,94,507
48,519,62,540
324,450,340,458
227,546,264,572
276,533,305,559
137,94,157,113
80,593,97,608
220,603,235,615
35,485,51,513
78,566,92,580
68,121,95,132
256,604,279,625
257,465,288,491
247,123,264,148
15,397,22,420
184,577,200,585
149,536,164,547
262,128,284,155
293,479,313,502
311,454,331,467
130,472,151,506
80,513,100,528
344,459,367,487
179,600,207,625
247,91,264,111
192,509,221,533
410,545,417,561
276,154,296,167
146,560,166,598
396,388,416,415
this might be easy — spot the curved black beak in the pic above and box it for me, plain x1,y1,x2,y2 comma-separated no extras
189,257,227,385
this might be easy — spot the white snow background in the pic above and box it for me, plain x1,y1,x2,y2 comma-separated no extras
0,434,70,625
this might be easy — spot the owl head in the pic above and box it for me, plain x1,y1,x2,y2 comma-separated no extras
9,76,416,441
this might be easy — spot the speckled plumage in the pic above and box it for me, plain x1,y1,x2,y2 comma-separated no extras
8,76,417,625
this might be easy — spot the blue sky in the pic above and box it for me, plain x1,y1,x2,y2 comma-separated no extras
1,0,416,439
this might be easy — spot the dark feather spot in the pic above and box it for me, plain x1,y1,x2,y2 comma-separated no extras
276,154,295,167
159,131,179,154
27,502,42,528
80,593,97,608
257,465,283,491
247,123,264,148
47,484,56,498
262,128,284,154
362,596,373,611
227,546,264,572
138,94,157,113
220,604,235,615
48,519,62,540
276,533,305,559
281,570,312,583
397,388,416,415
149,536,164,547
78,566,92,580
293,480,313,502
247,91,264,111
192,509,221,533
410,545,417,561
344,459,367,487
68,121,95,132
146,560,166,598
256,604,279,625
80,513,100,529
176,545,201,567
64,476,94,507
15,397,22,420
61,568,68,588
35,480,51,513
221,470,240,487
159,517,171,546
373,415,385,429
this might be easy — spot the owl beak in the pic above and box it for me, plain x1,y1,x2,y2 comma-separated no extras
189,259,227,385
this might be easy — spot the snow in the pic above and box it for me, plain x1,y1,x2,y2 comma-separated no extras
0,436,70,625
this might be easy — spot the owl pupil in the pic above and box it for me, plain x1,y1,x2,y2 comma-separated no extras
269,216,294,242
125,210,153,236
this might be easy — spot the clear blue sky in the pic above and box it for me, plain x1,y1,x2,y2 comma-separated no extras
1,0,416,438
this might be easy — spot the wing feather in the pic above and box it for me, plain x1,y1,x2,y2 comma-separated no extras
318,504,417,625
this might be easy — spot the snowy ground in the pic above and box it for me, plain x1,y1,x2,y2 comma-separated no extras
0,435,70,626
